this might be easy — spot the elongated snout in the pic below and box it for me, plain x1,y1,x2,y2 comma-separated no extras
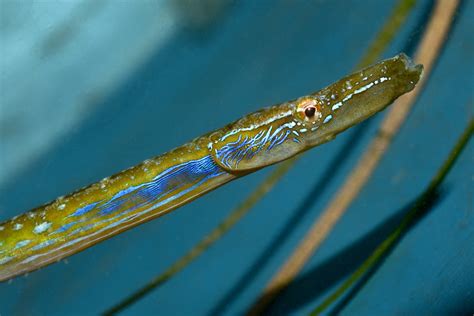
305,53,423,147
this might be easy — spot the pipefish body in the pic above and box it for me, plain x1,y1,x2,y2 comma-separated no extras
0,54,422,281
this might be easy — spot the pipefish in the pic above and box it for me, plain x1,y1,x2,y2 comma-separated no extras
0,53,422,282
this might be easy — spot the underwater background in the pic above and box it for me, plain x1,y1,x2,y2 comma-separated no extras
0,0,473,315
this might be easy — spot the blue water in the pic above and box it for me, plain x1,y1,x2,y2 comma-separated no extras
0,1,472,315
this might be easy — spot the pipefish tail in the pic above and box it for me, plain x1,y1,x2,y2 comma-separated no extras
0,53,422,281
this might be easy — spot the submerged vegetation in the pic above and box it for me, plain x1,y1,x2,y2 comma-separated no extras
0,0,469,315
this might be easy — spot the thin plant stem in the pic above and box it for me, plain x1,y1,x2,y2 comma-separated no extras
310,118,473,315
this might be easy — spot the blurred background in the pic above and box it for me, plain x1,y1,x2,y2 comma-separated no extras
0,0,472,315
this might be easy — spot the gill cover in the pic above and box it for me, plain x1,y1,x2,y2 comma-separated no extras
208,105,304,172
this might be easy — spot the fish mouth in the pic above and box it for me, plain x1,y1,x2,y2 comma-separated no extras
397,53,424,80
398,52,422,70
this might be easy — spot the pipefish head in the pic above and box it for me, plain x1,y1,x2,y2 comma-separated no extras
210,53,423,173
209,101,304,172
296,53,423,148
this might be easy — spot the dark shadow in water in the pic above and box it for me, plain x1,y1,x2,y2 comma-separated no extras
443,301,474,316
260,189,444,316
327,189,444,315
402,0,467,90
208,122,371,316
402,0,435,57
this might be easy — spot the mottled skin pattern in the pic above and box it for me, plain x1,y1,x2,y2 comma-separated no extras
0,54,422,281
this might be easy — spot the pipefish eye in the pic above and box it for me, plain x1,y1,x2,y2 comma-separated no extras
305,106,316,117
295,96,322,123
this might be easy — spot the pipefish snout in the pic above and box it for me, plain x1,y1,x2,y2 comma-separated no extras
0,53,422,281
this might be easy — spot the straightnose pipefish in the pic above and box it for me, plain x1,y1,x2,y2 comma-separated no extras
0,53,423,281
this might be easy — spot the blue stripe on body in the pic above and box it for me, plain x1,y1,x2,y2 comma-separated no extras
98,155,222,216
216,125,295,169
70,202,100,217
60,155,223,234
100,169,223,231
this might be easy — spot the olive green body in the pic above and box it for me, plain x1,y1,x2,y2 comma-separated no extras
0,54,422,281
